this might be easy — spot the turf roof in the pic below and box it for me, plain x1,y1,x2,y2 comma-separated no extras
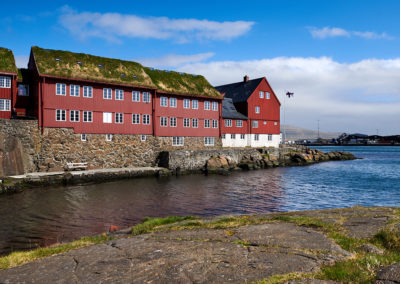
0,47,18,74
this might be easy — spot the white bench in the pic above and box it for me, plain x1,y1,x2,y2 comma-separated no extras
65,162,88,171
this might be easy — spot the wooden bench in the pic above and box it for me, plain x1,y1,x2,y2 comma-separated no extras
65,162,88,171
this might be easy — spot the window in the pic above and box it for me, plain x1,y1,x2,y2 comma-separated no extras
0,76,11,88
115,113,123,123
255,106,260,114
56,83,66,95
259,91,264,99
266,92,270,99
115,89,124,100
254,134,259,141
56,109,66,121
204,119,210,128
160,97,168,107
170,97,177,108
70,110,80,122
252,120,258,128
184,118,190,127
204,137,215,146
212,101,218,111
83,111,92,122
268,134,272,141
141,135,147,141
132,91,140,102
240,134,245,140
192,118,198,128
18,84,29,96
170,117,177,127
222,134,226,139
231,134,236,139
103,112,112,123
212,120,218,128
225,119,232,127
70,85,80,97
103,88,112,100
172,136,184,146
132,114,140,124
83,86,93,98
81,134,87,142
143,92,151,103
183,99,190,109
274,122,278,126
143,114,150,125
0,99,11,111
160,117,168,127
204,101,210,110
264,121,267,125
192,100,198,109
236,120,243,127
106,134,113,141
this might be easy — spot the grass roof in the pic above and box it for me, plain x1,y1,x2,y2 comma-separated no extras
0,47,17,74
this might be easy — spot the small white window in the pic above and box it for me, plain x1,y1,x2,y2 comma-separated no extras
70,85,80,97
255,106,260,114
192,118,198,128
266,92,270,99
252,120,258,128
268,134,272,141
204,119,210,128
204,101,210,110
184,99,190,109
204,137,215,146
236,120,243,127
212,101,218,111
56,83,66,95
254,134,259,141
70,110,80,122
103,112,112,123
172,136,184,146
141,135,147,141
83,111,93,122
132,114,140,124
106,134,113,141
170,117,177,127
160,116,168,127
212,120,218,128
103,88,112,100
225,119,232,127
264,121,267,125
143,114,150,125
240,134,245,140
0,99,11,111
259,91,264,98
192,100,198,109
231,134,236,139
83,86,93,98
183,118,190,127
143,92,151,103
115,89,124,100
132,91,140,102
222,134,226,139
18,84,29,96
115,113,124,123
160,97,168,107
56,109,66,121
170,97,177,108
81,134,87,141
0,76,11,88
274,121,278,126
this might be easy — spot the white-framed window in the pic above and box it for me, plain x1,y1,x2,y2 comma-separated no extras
83,86,93,98
132,91,140,102
160,97,168,107
103,112,112,123
0,76,11,88
103,88,112,100
160,116,168,127
259,91,264,99
255,106,260,114
170,97,177,108
0,99,11,111
183,118,190,127
192,118,198,128
106,134,113,141
252,120,258,128
225,119,232,127
192,100,198,109
81,134,87,142
264,121,267,125
172,136,184,146
115,113,124,123
56,83,66,95
70,85,80,97
268,134,273,141
132,114,140,124
231,134,236,139
204,119,210,128
222,134,226,139
240,134,245,140
212,101,218,111
266,92,270,99
115,89,124,100
204,101,210,110
183,99,190,109
56,109,66,121
143,92,151,103
274,121,278,125
170,117,177,127
83,111,92,122
143,114,150,125
204,137,215,146
70,110,80,122
236,120,243,127
254,134,260,141
212,120,218,128
141,135,147,141
18,84,29,96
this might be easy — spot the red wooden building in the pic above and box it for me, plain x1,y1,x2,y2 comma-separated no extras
0,48,18,119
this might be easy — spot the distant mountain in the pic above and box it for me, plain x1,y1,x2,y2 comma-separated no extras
281,125,341,141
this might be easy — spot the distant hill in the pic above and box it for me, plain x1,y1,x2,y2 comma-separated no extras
281,125,340,141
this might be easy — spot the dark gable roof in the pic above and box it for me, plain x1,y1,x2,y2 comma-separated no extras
215,77,264,103
222,98,248,119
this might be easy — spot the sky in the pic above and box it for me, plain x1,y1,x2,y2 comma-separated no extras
1,0,399,135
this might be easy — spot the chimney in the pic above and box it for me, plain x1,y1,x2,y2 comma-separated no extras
243,75,249,83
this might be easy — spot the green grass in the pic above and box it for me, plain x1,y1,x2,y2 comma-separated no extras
131,216,196,235
0,47,17,73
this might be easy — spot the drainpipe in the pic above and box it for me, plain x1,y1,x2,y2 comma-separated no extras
152,90,156,137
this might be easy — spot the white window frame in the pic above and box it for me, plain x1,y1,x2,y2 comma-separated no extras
266,92,270,99
183,99,190,109
132,91,140,102
204,101,210,110
252,120,258,128
240,134,245,140
255,106,260,114
56,83,66,96
83,86,93,98
222,134,226,139
115,112,124,124
212,120,218,128
132,114,140,124
236,120,243,127
204,137,215,146
204,119,210,128
259,91,264,99
170,117,177,127
143,114,150,125
268,134,273,141
70,85,80,97
103,88,112,100
192,100,198,109
56,109,66,121
81,134,87,142
115,89,124,101
83,111,93,122
274,122,278,126
70,110,80,122
231,134,236,139
0,99,11,111
212,101,218,111
172,136,184,146
160,97,168,107
192,118,198,128
103,112,112,123
18,84,29,96
141,135,147,142
170,97,177,108
143,92,151,103
254,134,260,141
183,118,190,128
0,76,11,88
160,116,168,127
106,134,113,141
225,119,232,127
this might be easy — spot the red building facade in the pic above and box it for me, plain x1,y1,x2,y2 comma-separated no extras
0,48,18,119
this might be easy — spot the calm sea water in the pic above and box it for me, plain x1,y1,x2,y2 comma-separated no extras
0,146,399,255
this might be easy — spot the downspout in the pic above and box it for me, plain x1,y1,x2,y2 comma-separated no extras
152,89,156,137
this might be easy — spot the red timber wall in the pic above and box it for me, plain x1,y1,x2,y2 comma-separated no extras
154,92,221,137
246,78,280,135
40,77,154,134
0,73,16,119
221,118,248,134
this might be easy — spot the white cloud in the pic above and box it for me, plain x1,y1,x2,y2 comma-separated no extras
309,26,394,40
14,55,29,68
58,6,254,43
178,57,400,135
137,52,215,68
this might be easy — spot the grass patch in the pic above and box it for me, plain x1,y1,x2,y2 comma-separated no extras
131,216,195,235
252,272,315,284
0,234,113,270
271,215,335,230
373,226,400,251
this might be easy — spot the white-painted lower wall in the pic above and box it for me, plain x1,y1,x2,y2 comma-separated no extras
222,134,280,148
222,134,248,147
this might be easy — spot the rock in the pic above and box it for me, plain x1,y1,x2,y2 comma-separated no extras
109,225,119,233
343,216,389,239
357,244,384,255
375,262,400,284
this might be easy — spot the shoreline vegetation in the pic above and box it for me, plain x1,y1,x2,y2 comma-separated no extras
0,206,399,283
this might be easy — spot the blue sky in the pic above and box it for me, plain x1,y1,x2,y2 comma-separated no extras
1,0,399,135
